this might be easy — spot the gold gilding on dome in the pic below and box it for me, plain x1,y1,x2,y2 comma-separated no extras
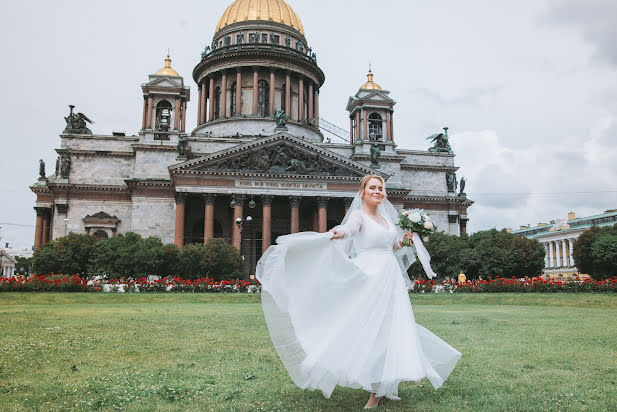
360,68,382,90
216,0,305,35
155,54,180,77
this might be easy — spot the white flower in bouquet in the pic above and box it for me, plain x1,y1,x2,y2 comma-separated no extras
409,211,422,223
423,220,433,230
423,236,429,242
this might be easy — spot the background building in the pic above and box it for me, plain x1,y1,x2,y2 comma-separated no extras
30,0,473,275
511,209,617,279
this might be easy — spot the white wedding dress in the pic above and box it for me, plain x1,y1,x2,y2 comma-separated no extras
256,209,461,399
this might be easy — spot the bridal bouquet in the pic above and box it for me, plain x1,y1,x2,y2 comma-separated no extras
397,208,435,246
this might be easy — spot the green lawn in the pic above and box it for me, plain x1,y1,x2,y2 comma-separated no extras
0,293,616,411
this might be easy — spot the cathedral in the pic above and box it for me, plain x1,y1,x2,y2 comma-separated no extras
30,0,473,275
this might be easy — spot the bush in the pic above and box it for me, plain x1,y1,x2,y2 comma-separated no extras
573,224,617,280
178,239,243,280
32,233,99,275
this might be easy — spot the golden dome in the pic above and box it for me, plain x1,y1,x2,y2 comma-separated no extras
360,68,382,90
216,0,304,35
155,54,180,76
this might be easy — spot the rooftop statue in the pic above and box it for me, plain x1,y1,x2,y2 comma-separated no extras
427,126,453,154
63,105,93,134
370,143,381,168
446,171,458,192
177,135,188,157
459,177,466,196
38,159,45,178
274,110,289,127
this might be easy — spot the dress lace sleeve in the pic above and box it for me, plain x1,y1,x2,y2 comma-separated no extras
335,210,363,238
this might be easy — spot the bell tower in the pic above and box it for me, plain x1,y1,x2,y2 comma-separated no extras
346,68,396,146
141,54,190,141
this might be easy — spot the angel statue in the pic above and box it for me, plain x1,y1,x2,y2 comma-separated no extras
274,110,289,128
63,105,94,134
38,159,46,178
426,126,453,154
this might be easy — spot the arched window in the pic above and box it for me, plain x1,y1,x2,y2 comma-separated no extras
214,87,221,119
258,80,269,117
155,100,173,132
231,82,237,116
93,230,108,240
280,83,286,113
368,113,383,140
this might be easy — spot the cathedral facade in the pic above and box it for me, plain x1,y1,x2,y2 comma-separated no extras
30,0,473,275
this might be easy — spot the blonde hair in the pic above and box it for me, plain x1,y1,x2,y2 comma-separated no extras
359,174,387,201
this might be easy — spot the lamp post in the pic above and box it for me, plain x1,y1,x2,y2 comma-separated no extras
235,215,252,278
64,219,69,236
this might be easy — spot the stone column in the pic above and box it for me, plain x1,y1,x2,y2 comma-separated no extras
460,218,468,235
349,117,354,143
33,207,44,250
355,111,361,141
236,70,242,116
174,97,180,130
221,71,228,118
174,193,186,248
269,70,275,116
142,98,147,129
252,67,259,115
42,210,50,245
317,196,328,233
544,243,549,268
344,197,353,215
386,111,392,140
181,101,187,132
298,77,304,122
285,72,291,116
362,108,368,140
308,82,314,122
289,196,301,234
555,241,561,268
231,194,244,250
200,81,207,123
262,195,273,254
208,76,215,121
390,112,394,140
203,194,216,242
548,241,554,268
146,96,153,129
314,89,319,120
562,239,568,267
569,239,575,266
197,85,202,124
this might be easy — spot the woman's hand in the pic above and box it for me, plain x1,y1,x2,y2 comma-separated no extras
399,231,413,247
329,228,344,239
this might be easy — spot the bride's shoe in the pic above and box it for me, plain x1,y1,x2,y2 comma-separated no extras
363,396,384,409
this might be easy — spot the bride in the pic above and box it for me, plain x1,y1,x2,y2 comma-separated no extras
256,175,461,409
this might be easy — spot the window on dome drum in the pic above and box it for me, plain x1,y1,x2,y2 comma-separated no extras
262,33,268,43
258,80,270,117
231,82,237,116
214,87,221,119
270,34,280,44
249,33,258,43
368,113,383,140
281,84,286,113
155,100,173,136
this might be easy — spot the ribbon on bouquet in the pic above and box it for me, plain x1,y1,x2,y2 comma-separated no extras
411,232,437,279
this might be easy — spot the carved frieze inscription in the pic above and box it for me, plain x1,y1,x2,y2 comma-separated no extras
236,180,326,190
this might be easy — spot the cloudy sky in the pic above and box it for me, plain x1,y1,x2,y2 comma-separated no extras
1,0,616,249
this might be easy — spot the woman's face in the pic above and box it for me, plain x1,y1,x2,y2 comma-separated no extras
362,178,384,206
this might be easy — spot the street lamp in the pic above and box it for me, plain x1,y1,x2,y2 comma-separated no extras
235,216,252,277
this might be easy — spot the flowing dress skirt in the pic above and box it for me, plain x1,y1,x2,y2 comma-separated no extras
256,232,461,399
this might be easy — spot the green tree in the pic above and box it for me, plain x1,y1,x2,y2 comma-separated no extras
178,243,208,280
201,238,244,281
32,233,99,275
14,256,33,276
408,232,467,279
590,232,617,279
88,232,157,278
160,243,181,277
573,226,601,276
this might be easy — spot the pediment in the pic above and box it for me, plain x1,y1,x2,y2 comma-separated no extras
146,77,183,89
171,133,385,179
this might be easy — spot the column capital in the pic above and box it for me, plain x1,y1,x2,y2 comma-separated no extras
203,193,216,205
343,197,354,208
316,196,329,208
261,195,274,206
175,192,187,203
289,196,301,208
34,206,50,217
232,193,245,205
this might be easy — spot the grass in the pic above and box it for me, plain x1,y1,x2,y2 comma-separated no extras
0,293,615,411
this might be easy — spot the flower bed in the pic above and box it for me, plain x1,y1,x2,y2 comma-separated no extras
411,276,617,293
0,274,261,293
